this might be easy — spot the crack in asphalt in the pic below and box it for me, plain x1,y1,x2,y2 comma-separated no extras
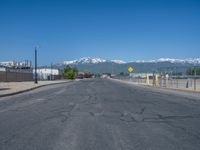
45,103,77,123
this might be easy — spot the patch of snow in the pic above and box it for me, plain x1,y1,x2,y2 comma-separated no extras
111,60,126,64
63,60,78,65
134,58,200,64
63,57,107,64
63,57,200,65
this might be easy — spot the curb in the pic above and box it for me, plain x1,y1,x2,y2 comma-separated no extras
0,81,73,98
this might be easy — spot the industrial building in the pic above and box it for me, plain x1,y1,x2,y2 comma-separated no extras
33,68,62,80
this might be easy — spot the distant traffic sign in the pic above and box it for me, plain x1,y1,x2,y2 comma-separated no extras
128,67,134,73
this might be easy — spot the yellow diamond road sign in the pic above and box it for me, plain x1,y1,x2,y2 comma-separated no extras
128,67,134,73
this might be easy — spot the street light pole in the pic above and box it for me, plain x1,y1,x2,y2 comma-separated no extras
35,47,38,84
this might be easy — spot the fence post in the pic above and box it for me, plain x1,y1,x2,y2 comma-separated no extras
194,68,197,91
171,79,173,88
5,67,8,82
194,78,196,91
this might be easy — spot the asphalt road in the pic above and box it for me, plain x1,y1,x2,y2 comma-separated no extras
0,79,200,150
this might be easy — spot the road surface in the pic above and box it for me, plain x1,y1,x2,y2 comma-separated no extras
0,79,200,150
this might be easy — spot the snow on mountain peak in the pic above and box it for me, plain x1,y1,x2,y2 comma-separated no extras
63,57,200,65
79,57,106,64
155,58,200,64
110,60,126,64
63,57,127,65
63,57,107,65
63,60,78,65
134,58,200,64
156,58,185,63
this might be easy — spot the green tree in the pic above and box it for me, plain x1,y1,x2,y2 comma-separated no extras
63,66,77,79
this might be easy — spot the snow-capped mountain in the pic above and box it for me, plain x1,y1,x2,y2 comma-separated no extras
63,57,200,65
134,58,200,64
111,60,126,64
63,60,78,65
63,57,125,65
79,57,106,64
52,57,200,74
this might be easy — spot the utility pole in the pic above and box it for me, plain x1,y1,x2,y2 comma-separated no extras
34,47,38,84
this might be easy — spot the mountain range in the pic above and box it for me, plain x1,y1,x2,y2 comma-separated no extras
54,57,200,74
63,57,126,65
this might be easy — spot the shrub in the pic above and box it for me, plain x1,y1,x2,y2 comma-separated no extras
63,66,77,79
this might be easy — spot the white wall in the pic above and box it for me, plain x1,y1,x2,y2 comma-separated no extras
33,68,60,80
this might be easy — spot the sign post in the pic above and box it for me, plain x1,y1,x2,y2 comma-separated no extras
128,67,134,81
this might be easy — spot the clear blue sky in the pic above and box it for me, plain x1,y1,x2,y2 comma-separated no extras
0,0,200,65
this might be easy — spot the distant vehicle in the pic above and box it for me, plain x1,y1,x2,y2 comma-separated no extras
76,74,84,79
84,73,93,78
76,72,94,79
76,72,84,79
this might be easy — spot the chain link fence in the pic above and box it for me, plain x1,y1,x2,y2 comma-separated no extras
113,74,200,91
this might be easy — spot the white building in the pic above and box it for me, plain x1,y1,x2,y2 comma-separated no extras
33,68,60,80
